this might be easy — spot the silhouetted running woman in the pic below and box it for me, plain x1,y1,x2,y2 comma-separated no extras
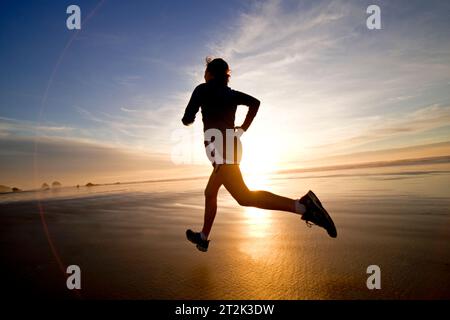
182,58,337,252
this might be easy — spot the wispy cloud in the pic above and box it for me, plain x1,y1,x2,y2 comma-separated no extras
203,0,450,161
120,107,138,113
74,100,186,152
311,104,450,154
0,134,175,189
113,75,142,88
279,155,450,175
0,116,74,138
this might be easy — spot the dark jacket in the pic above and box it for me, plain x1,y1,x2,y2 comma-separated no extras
182,80,260,133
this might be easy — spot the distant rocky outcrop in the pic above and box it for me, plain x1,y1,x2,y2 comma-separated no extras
41,183,50,190
0,185,12,193
86,182,96,187
12,187,22,192
52,181,62,188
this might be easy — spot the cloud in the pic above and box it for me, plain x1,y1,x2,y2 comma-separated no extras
120,107,138,112
74,98,186,152
0,135,176,189
76,106,158,131
113,75,142,88
278,155,450,176
203,0,450,161
311,104,450,153
0,116,75,138
0,115,209,189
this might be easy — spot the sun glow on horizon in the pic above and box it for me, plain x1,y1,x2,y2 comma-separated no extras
239,126,286,184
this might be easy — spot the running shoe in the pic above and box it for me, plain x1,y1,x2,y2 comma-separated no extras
186,229,210,252
299,190,337,238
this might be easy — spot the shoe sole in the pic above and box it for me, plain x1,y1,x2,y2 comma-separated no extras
186,230,209,252
307,191,337,238
196,244,208,252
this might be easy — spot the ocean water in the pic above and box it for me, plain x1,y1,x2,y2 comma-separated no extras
1,163,449,299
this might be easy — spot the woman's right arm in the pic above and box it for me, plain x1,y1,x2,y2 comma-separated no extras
182,85,203,126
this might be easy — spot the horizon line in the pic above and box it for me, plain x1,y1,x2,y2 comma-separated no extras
2,154,449,193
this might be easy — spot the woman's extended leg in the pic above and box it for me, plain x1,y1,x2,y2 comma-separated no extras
221,165,296,213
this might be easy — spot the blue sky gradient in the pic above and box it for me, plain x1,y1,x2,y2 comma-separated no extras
1,0,450,188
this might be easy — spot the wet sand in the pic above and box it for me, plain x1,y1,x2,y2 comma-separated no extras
1,166,450,299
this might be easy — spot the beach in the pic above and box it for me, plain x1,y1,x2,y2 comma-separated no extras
1,163,450,299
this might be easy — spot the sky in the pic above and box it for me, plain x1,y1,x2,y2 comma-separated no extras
1,0,450,189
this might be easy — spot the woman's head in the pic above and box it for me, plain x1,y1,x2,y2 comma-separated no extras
204,57,230,85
